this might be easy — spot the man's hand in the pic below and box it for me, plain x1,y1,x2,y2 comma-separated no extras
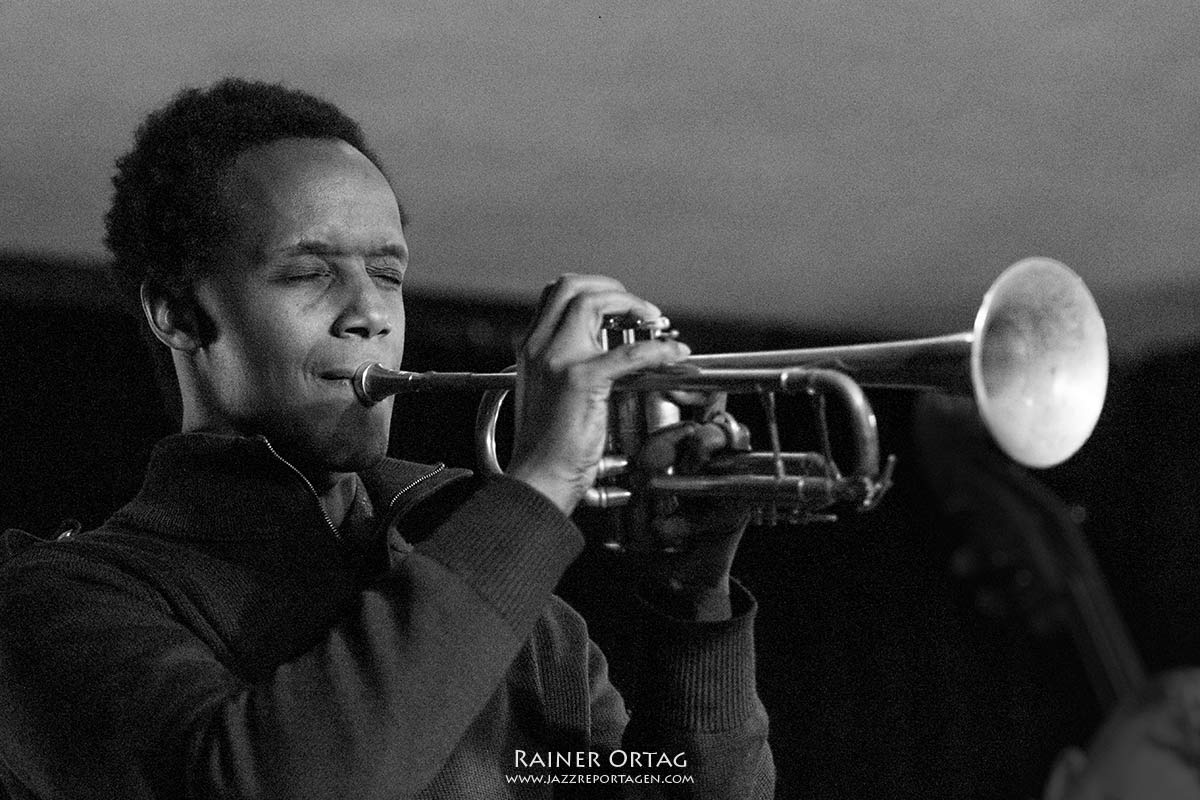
504,274,691,516
635,408,755,621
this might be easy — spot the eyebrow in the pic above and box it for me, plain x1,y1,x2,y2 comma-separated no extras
278,240,408,260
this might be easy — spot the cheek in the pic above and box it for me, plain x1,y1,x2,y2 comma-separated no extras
239,298,315,365
385,303,406,365
221,335,290,377
208,324,314,406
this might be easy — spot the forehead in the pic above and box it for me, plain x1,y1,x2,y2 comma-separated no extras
220,137,404,255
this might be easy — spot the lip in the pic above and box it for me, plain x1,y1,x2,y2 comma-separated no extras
319,363,378,379
318,362,398,384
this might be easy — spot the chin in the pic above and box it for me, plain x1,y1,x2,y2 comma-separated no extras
329,437,390,473
276,432,389,477
269,403,393,475
319,413,392,472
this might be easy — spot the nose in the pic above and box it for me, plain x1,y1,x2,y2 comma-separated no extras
332,269,395,339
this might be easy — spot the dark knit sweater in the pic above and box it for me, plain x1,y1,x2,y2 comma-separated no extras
0,433,773,799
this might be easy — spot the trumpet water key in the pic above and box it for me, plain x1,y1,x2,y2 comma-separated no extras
353,257,1108,539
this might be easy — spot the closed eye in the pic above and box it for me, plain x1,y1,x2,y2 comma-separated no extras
272,253,333,281
366,257,405,287
369,269,404,287
283,268,333,283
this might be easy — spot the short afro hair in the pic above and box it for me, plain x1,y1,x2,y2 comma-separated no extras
104,77,404,314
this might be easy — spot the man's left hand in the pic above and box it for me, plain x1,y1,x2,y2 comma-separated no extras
635,407,754,621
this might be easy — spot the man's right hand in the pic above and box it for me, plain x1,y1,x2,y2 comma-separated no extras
504,274,691,516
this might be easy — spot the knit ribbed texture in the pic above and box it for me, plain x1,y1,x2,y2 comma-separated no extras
633,581,762,732
417,476,583,635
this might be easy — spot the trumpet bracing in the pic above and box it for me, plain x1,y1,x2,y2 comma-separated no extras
353,257,1108,532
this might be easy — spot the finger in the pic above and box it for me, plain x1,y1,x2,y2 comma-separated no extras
637,421,700,471
671,421,736,473
663,390,730,418
523,275,631,354
545,289,665,356
581,338,691,386
530,274,623,326
528,278,667,358
684,422,733,462
703,392,729,416
637,417,744,473
665,389,714,408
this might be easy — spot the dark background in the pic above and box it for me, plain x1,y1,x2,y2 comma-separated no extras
2,253,1197,798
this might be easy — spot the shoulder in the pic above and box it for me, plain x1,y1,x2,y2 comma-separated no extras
0,523,179,605
528,594,593,656
0,525,180,657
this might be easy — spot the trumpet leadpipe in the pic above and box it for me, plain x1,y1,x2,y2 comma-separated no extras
353,362,874,404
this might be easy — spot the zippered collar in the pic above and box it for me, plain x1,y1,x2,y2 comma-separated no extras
109,432,470,543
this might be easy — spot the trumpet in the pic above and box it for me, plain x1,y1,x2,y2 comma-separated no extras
353,257,1107,529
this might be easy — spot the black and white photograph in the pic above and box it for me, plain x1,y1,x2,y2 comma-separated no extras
2,3,1199,798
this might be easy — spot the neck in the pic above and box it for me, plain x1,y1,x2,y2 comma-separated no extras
311,471,359,529
178,408,361,529
252,447,359,529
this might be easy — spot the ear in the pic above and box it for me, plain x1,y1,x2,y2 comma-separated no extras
140,279,203,352
1042,746,1089,800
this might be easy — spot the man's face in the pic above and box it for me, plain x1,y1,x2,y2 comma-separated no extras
188,137,407,474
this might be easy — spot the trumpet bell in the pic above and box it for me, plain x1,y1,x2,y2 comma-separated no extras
682,256,1108,468
972,257,1107,468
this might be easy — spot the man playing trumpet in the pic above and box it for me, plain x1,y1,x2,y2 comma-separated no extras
0,79,773,798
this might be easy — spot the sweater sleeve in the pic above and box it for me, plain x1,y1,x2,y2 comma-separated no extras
0,475,582,800
580,579,774,798
611,579,775,799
